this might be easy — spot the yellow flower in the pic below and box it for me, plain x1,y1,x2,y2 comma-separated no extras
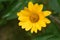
17,2,51,33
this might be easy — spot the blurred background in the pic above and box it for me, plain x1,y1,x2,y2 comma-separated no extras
0,0,60,40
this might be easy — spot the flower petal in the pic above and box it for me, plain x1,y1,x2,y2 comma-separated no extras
28,2,33,12
25,22,32,31
36,23,42,31
33,3,39,12
19,22,32,30
31,27,34,33
33,4,43,13
38,4,43,12
44,18,51,24
17,10,23,17
17,10,30,21
39,21,46,27
18,15,28,22
19,22,26,29
31,24,37,33
43,11,51,16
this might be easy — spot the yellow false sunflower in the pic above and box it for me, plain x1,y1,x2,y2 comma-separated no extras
17,2,51,33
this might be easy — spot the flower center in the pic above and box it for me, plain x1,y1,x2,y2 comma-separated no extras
29,14,39,23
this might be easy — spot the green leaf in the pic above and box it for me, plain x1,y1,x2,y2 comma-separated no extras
1,0,29,20
2,1,22,20
33,35,54,40
0,0,14,2
0,19,7,26
58,0,60,5
0,3,4,11
4,3,22,20
48,0,60,13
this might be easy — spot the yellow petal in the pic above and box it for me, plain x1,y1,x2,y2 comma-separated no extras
33,24,38,33
31,27,34,33
18,16,28,21
44,18,51,24
19,22,23,26
43,11,51,16
38,4,43,12
34,29,37,33
25,22,32,31
28,2,33,12
33,3,39,12
33,4,43,13
17,10,23,16
34,3,38,8
31,24,37,33
39,13,45,20
19,22,32,30
17,10,30,21
39,21,46,27
19,22,26,29
36,23,42,31
17,9,30,17
34,28,37,33
24,7,28,10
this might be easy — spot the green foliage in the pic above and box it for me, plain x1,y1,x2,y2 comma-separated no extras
0,0,60,40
